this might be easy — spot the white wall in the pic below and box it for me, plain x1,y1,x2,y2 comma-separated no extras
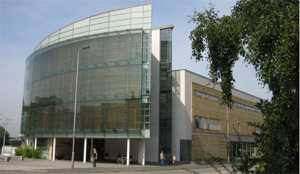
172,70,192,161
145,28,161,162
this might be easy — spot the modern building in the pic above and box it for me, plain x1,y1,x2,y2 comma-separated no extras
21,3,262,165
171,70,262,161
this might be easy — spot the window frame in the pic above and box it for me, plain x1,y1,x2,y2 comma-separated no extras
194,116,220,131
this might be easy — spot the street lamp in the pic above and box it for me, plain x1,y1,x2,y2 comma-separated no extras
226,106,230,164
71,45,90,169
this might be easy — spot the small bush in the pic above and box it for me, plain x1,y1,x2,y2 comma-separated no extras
196,156,225,163
32,147,41,159
14,147,23,156
23,146,32,158
15,146,41,159
196,157,202,161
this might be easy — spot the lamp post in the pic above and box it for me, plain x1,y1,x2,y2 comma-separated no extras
71,45,90,169
226,106,230,164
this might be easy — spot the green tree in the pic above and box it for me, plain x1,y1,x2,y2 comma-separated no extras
189,0,298,173
0,125,11,149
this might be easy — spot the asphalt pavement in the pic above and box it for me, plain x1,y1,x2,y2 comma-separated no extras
0,158,234,174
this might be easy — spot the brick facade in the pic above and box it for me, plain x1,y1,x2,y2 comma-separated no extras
191,82,262,160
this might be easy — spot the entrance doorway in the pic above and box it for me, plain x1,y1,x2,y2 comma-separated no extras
180,140,191,162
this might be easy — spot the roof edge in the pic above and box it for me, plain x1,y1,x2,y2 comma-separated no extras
152,24,174,30
172,69,265,101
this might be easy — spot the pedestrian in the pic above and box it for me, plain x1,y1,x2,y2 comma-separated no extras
93,148,98,167
160,151,165,166
173,154,176,165
168,154,173,165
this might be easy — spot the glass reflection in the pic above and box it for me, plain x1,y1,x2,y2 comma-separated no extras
22,28,151,138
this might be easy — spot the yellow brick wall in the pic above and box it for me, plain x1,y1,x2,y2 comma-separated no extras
192,135,227,159
191,82,262,160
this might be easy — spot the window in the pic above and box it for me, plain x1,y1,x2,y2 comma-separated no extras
194,116,219,130
209,119,220,130
194,90,261,113
194,116,200,129
230,141,255,158
255,126,262,134
199,117,207,129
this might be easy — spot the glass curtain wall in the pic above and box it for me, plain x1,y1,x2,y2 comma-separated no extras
159,28,173,154
21,3,152,139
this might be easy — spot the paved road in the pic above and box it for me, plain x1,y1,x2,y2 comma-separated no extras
0,158,234,174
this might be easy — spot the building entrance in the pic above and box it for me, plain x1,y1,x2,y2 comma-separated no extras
180,140,191,162
51,138,145,165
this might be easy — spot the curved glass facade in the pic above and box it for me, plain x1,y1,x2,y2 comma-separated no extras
21,4,152,138
34,4,152,52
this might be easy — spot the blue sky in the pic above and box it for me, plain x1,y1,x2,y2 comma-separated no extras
0,0,272,137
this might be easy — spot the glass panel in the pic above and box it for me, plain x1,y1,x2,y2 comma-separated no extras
109,25,130,32
209,119,220,130
110,13,130,21
200,117,207,129
73,26,89,34
159,27,172,154
41,38,49,47
131,6,143,12
49,30,59,38
49,34,59,42
143,23,151,29
110,8,130,16
90,23,108,30
74,18,90,28
89,28,108,34
131,18,143,24
144,17,151,23
180,140,191,161
131,24,143,29
90,17,109,24
109,20,130,27
144,11,151,17
60,35,72,42
144,4,152,11
194,116,200,128
91,13,108,19
60,24,73,33
60,30,72,38
131,12,143,18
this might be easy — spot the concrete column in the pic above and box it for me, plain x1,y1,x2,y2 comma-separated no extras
83,138,87,163
138,140,142,164
126,138,130,166
138,139,146,165
34,138,37,149
52,138,56,161
142,139,145,166
48,139,52,160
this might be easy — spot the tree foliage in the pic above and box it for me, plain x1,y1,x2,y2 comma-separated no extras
0,125,11,150
189,0,299,173
189,3,243,107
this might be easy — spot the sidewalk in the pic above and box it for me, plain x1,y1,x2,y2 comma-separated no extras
0,158,233,174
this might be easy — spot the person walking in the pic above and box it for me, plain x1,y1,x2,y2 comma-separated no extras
173,154,176,165
168,154,173,165
92,148,98,167
160,151,165,166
